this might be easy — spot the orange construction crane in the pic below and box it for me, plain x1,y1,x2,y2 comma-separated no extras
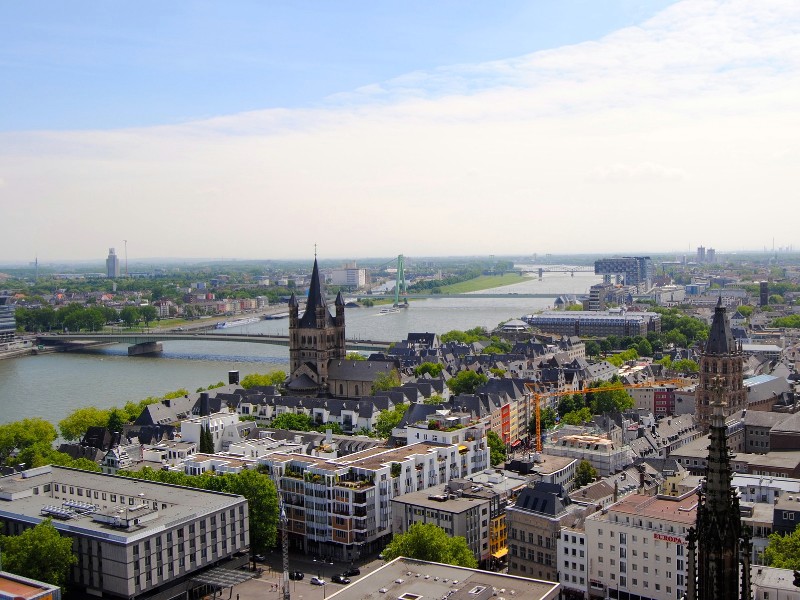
524,379,689,453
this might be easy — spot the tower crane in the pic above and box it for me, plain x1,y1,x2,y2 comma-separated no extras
268,466,291,600
524,379,690,452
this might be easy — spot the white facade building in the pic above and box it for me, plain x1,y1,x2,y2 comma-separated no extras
585,493,696,600
558,525,589,598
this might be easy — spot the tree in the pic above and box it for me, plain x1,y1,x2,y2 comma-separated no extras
0,418,59,466
575,459,598,488
671,359,699,374
270,413,313,431
382,522,477,568
371,369,401,393
375,404,409,438
486,430,506,467
529,407,557,438
584,340,601,357
587,382,634,414
107,408,126,433
139,304,158,326
241,371,286,389
561,407,593,426
0,518,77,588
346,352,367,361
119,305,140,327
58,406,110,441
764,525,800,570
423,394,446,405
199,424,215,453
226,468,279,554
446,371,488,396
737,305,754,318
414,362,443,377
636,339,653,357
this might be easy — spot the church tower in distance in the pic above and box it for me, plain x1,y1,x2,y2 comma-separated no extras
287,257,346,395
695,297,746,433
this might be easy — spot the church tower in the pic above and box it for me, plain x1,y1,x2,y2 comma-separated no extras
686,378,751,600
287,258,346,395
696,298,746,433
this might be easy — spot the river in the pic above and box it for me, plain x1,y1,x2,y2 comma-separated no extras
0,270,600,426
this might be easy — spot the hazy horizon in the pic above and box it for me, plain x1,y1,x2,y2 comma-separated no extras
2,0,798,262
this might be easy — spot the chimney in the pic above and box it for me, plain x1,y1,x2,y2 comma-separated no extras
200,392,210,416
228,370,240,385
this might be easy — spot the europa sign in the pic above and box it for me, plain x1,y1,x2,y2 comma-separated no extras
654,533,684,545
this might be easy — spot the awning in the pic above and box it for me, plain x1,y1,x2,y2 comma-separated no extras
511,440,522,448
458,445,468,452
492,548,508,559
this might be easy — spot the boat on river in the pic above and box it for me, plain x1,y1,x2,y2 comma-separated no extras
214,317,261,329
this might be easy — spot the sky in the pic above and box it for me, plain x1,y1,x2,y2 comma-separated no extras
1,0,798,264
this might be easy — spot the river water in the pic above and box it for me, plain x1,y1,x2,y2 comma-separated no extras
0,271,600,426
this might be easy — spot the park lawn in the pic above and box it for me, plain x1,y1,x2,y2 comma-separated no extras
438,273,531,294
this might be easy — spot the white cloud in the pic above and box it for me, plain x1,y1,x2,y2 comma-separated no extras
1,0,799,261
585,163,688,183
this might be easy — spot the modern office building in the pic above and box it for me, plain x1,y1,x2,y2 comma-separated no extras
527,310,661,338
0,296,15,342
0,570,61,600
594,257,654,292
106,248,120,278
330,262,367,288
0,465,249,600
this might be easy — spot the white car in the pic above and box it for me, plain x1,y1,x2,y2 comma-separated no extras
310,577,325,586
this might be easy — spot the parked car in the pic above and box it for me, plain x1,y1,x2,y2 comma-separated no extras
289,572,304,581
254,554,266,562
310,577,325,586
332,575,351,585
343,567,361,577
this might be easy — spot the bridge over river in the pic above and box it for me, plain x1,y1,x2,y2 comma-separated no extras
36,332,391,356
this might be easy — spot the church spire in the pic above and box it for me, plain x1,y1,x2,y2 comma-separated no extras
705,297,736,355
298,257,334,329
695,377,749,600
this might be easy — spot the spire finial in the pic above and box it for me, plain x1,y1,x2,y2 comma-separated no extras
314,243,317,259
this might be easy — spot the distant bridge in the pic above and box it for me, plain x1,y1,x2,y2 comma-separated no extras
517,265,595,274
36,332,392,356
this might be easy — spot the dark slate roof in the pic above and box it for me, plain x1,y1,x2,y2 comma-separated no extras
298,258,336,328
705,297,736,355
328,360,396,382
286,373,319,390
513,482,571,517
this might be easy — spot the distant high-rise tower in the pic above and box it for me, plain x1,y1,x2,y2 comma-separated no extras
697,246,706,263
686,378,751,600
706,248,715,263
286,257,346,395
695,298,746,433
106,248,120,278
759,281,769,307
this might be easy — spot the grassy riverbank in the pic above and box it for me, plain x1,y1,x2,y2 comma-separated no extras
436,273,531,294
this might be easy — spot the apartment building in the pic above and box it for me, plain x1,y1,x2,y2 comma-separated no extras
259,420,490,561
507,482,589,582
391,483,495,567
0,466,248,600
558,523,589,599
585,493,696,600
545,434,634,476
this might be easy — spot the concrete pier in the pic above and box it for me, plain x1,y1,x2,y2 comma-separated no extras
128,342,163,356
